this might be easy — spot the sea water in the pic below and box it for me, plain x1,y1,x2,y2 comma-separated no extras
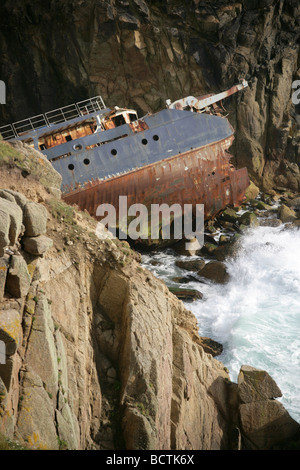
141,225,300,424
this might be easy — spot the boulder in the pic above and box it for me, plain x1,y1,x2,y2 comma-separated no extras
238,365,282,403
168,287,203,301
23,202,48,237
198,261,229,284
239,400,300,450
244,181,260,201
175,259,205,272
5,255,31,298
23,235,53,256
237,366,300,450
219,208,239,224
286,196,300,209
278,204,297,223
238,211,259,227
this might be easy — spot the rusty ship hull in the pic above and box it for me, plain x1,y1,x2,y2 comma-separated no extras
0,82,250,240
63,134,249,222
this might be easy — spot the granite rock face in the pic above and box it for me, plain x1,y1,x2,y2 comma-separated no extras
0,144,299,450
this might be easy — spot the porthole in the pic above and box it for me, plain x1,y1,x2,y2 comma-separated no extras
73,144,82,151
142,138,148,145
153,135,159,141
68,164,75,171
111,149,117,156
83,158,90,165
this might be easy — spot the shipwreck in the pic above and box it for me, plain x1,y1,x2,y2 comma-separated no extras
0,80,250,242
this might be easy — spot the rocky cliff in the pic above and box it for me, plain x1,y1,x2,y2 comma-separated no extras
0,141,299,450
0,0,300,190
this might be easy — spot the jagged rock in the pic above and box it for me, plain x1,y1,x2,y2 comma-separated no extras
5,255,31,299
23,202,48,237
198,261,229,284
238,365,282,404
23,235,53,256
278,204,297,223
0,309,22,356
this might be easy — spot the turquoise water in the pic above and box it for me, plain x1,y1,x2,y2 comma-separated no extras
141,225,300,424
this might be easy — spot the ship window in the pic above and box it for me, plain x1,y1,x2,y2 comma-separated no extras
83,158,90,165
129,113,137,122
142,138,148,145
65,135,73,142
153,135,159,141
68,164,75,170
111,149,117,156
73,144,82,151
39,143,47,150
112,114,126,127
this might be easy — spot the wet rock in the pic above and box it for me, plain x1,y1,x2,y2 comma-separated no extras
5,255,31,299
198,261,229,284
219,208,239,224
199,337,223,357
23,235,53,256
278,204,297,223
259,218,282,227
238,211,259,227
171,276,194,284
172,237,201,256
175,259,205,272
23,202,48,237
168,287,203,301
244,182,260,201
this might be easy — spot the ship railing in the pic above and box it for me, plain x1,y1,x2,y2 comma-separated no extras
0,96,106,141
